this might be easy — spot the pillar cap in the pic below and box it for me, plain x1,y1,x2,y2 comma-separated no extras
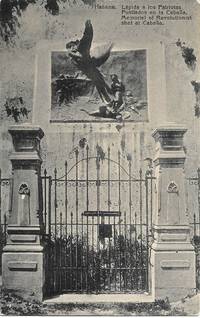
152,123,187,152
152,123,187,139
8,125,44,154
8,125,44,139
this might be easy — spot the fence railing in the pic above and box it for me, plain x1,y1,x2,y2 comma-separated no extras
0,168,9,274
0,167,200,290
187,169,200,290
0,218,7,274
41,147,155,295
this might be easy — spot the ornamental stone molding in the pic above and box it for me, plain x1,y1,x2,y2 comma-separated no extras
2,125,45,301
151,123,196,301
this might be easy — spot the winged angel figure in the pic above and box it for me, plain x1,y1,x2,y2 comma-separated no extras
66,20,113,104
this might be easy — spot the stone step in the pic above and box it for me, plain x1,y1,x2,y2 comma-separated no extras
44,292,154,304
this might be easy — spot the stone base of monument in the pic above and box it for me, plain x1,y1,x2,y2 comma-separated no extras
2,245,45,302
151,248,196,301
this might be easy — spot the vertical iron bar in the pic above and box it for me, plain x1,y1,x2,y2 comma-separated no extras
70,212,73,290
96,155,100,292
47,175,52,293
8,174,13,225
81,213,83,291
65,161,68,237
0,169,1,226
139,168,143,289
198,168,200,236
4,214,7,244
113,215,116,291
124,211,127,290
53,242,56,294
0,169,2,257
92,214,94,289
135,208,138,289
86,215,89,292
64,162,68,293
118,151,121,213
108,147,111,213
97,156,100,215
86,145,89,211
150,169,153,233
59,212,62,292
54,169,57,292
145,172,149,292
44,169,47,231
193,213,198,290
54,168,57,238
60,212,63,237
119,217,122,292
128,159,132,233
86,146,90,291
118,151,122,291
128,158,132,290
48,176,52,237
108,147,111,291
75,150,79,291
194,213,196,237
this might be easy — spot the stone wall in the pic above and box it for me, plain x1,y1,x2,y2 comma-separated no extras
0,0,200,226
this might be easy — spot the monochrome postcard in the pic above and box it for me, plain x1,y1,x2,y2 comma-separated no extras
0,0,199,316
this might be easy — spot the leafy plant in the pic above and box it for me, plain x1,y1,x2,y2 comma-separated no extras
44,231,148,294
176,39,197,71
0,291,47,315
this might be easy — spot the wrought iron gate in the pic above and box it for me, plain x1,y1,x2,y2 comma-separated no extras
187,169,200,290
42,146,154,295
0,169,9,274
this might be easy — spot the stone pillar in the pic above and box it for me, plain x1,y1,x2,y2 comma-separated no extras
151,124,196,301
2,125,45,301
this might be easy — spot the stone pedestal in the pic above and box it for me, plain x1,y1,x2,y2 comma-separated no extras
151,124,196,301
2,125,45,301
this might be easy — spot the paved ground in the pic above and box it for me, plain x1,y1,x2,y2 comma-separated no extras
171,293,200,316
0,274,199,316
44,293,154,304
0,293,199,315
44,293,200,316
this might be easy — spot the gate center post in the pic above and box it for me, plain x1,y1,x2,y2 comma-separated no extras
151,124,196,301
2,125,45,301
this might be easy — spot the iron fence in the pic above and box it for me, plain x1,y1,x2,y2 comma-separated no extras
1,163,200,293
42,146,155,295
0,219,7,275
0,169,9,274
187,168,200,290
